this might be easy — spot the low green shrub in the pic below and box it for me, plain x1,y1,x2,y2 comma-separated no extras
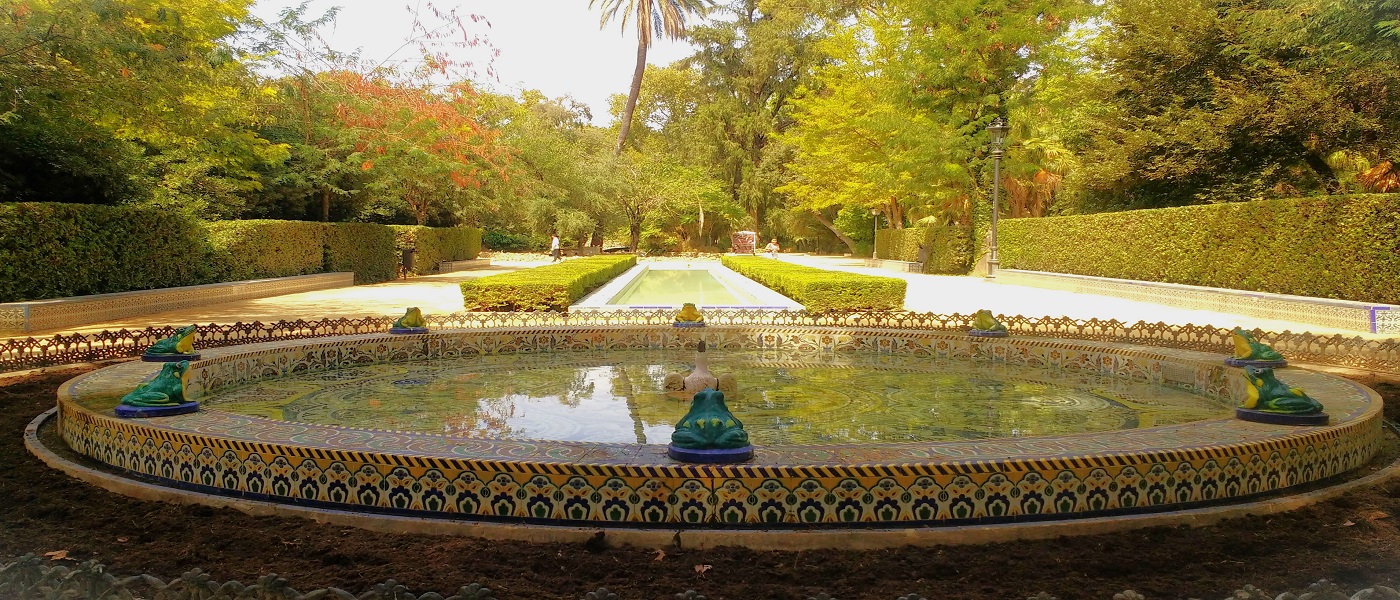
0,203,217,302
998,194,1400,304
875,227,973,274
460,255,636,311
324,223,398,284
721,256,906,312
482,230,535,252
392,225,482,275
205,220,325,281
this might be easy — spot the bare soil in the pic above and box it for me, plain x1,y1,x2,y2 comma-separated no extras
2,367,1399,600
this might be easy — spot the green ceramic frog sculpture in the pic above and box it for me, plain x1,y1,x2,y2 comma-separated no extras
394,307,427,329
671,389,750,450
1243,366,1323,414
675,303,704,323
146,325,197,356
970,309,1008,332
1231,328,1284,362
120,361,190,407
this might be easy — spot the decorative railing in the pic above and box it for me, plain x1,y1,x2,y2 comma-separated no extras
0,554,1387,600
3,310,1398,373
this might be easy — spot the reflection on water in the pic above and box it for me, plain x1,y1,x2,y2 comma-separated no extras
202,349,1232,444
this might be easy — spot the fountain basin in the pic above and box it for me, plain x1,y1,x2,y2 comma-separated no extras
55,326,1382,528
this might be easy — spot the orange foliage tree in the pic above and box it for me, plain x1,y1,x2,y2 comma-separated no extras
324,72,510,225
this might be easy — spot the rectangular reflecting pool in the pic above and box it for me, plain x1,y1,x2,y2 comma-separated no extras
574,262,802,310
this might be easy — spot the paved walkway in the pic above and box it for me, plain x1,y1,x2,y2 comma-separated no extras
39,260,553,337
775,255,1370,336
8,254,1377,339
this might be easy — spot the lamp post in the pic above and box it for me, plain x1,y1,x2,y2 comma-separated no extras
870,208,879,258
985,116,1010,279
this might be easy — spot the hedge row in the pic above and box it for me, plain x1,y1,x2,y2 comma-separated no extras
721,256,906,312
391,225,482,275
460,255,637,311
0,203,216,302
874,226,974,274
0,202,482,301
998,194,1400,304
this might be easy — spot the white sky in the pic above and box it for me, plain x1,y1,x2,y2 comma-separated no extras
250,1,700,125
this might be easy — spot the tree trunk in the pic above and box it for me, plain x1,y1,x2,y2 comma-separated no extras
811,210,858,255
320,188,331,222
614,41,648,158
629,221,641,252
697,198,705,248
590,222,605,247
1303,150,1339,193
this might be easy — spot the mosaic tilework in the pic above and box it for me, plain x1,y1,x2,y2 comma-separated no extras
57,327,1384,528
0,272,353,335
997,269,1395,334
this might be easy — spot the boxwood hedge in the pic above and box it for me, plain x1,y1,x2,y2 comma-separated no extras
391,225,482,275
460,255,636,311
0,202,482,301
874,226,974,274
998,194,1400,304
0,203,219,302
721,256,906,312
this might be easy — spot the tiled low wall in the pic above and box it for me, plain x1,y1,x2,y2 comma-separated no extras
57,326,1383,529
0,273,354,335
996,269,1399,335
863,259,924,274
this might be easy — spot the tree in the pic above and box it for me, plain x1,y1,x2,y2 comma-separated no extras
0,0,284,211
590,0,714,158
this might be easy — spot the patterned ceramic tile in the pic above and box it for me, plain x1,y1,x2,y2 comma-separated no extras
56,326,1384,528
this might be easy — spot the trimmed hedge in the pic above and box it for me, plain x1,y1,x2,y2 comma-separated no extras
0,203,218,302
324,223,398,284
874,226,974,274
998,194,1400,304
0,202,484,301
721,256,906,312
392,225,482,275
205,220,325,281
460,255,636,311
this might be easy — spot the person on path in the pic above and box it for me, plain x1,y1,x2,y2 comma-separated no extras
764,238,780,258
550,233,561,262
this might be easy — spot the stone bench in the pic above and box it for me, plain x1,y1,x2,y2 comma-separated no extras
996,269,1399,335
0,272,354,335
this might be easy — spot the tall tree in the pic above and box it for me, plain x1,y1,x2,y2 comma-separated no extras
590,0,713,158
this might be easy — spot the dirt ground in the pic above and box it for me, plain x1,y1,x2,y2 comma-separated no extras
2,366,1399,600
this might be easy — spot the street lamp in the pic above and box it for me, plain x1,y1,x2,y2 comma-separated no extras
871,208,880,259
986,116,1010,279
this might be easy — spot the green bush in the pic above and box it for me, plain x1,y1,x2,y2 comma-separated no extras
0,203,217,302
205,220,325,281
461,255,636,311
392,225,482,275
0,204,482,301
482,230,535,252
875,226,973,274
998,194,1400,304
721,256,906,312
324,223,397,284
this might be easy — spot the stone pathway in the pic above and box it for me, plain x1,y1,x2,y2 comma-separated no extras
774,254,1371,336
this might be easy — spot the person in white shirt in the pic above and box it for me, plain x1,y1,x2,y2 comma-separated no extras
550,233,561,262
764,238,780,258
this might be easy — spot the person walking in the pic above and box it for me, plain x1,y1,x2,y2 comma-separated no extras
764,238,780,258
550,232,561,262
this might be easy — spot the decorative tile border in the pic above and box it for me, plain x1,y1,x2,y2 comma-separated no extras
997,269,1398,334
0,272,354,335
55,326,1383,528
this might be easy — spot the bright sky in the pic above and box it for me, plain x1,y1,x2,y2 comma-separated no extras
250,1,700,125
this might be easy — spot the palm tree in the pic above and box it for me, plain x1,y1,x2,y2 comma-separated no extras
591,0,711,157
